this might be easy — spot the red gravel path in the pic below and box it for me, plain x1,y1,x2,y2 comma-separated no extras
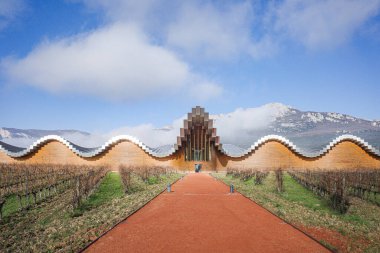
85,173,330,253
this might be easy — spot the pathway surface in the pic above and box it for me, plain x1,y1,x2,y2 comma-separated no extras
85,173,330,253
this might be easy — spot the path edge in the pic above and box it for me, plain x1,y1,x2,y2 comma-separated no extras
78,174,185,253
209,172,336,253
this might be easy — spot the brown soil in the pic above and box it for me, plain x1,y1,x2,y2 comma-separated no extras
297,225,349,252
85,173,331,253
298,224,375,253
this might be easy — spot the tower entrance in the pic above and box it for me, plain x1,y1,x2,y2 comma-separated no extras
176,106,220,161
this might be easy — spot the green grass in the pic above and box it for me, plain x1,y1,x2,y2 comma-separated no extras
147,176,160,185
214,171,380,253
347,188,380,206
2,187,67,219
2,190,48,218
1,172,181,252
342,214,369,226
279,173,332,212
73,172,124,216
2,195,20,218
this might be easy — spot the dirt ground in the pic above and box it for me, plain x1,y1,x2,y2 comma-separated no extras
85,173,330,253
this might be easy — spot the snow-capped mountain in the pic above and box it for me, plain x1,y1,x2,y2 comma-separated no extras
1,103,380,152
210,103,380,152
272,108,380,135
244,104,380,152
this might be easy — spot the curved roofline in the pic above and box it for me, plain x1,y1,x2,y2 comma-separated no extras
218,134,380,158
0,135,177,158
0,134,379,159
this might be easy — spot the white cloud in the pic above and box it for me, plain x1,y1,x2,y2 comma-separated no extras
212,103,291,144
62,115,186,148
2,103,292,148
107,103,291,147
107,124,178,148
77,0,178,38
0,0,25,30
76,0,380,59
2,0,379,103
1,23,191,100
273,0,380,49
79,0,279,60
167,1,254,60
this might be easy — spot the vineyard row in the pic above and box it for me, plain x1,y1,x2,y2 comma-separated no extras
226,167,380,213
0,163,108,219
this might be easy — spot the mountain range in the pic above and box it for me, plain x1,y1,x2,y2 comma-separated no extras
256,105,380,152
1,103,380,152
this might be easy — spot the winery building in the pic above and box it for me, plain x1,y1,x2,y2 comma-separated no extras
1,107,380,170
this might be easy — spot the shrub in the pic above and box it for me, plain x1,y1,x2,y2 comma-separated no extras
275,169,284,193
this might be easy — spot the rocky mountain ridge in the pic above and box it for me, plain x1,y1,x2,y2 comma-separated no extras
1,103,380,152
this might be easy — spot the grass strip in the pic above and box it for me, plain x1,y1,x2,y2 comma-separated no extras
0,172,181,252
214,171,380,253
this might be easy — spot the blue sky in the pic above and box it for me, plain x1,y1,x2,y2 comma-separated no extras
1,0,380,133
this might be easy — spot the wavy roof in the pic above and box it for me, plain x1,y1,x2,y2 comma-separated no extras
218,134,380,158
0,135,176,158
1,134,379,159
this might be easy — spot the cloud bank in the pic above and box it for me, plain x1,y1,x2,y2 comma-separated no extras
116,103,290,147
2,103,291,148
167,1,254,60
80,0,380,53
213,103,290,144
1,0,380,101
273,0,380,49
2,24,191,101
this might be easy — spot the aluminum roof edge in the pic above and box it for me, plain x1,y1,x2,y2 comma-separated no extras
0,135,178,159
218,134,380,158
1,134,379,160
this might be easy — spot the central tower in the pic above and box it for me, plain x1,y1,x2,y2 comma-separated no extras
176,106,220,161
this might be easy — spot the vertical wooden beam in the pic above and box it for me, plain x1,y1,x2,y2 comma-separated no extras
197,126,200,161
185,134,188,161
205,133,208,161
208,134,210,161
188,134,191,161
200,127,203,161
204,133,207,161
203,127,205,160
197,126,199,161
204,127,206,161
206,130,208,160
204,128,206,160
200,126,202,160
193,127,195,161
209,137,211,160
